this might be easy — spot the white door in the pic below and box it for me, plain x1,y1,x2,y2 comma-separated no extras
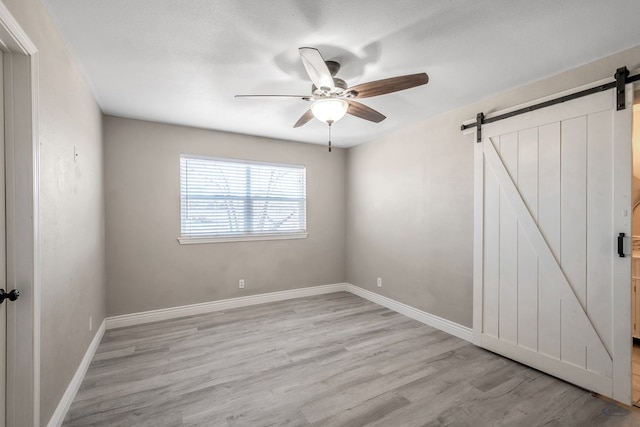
473,85,633,403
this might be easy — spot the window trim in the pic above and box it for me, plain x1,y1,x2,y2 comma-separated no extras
178,154,307,244
177,232,308,245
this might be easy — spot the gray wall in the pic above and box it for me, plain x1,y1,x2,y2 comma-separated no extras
3,0,106,424
104,116,346,316
346,44,640,328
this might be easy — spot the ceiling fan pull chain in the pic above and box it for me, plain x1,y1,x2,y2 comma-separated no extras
328,121,333,152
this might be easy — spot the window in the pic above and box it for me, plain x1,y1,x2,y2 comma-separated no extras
179,155,307,243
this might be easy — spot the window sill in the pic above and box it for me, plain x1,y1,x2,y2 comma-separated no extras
178,233,308,245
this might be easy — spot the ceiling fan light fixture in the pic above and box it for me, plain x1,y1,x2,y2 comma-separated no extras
311,98,348,124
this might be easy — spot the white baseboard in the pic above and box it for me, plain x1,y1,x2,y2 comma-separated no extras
105,283,348,329
51,283,471,425
47,319,106,427
345,284,474,342
105,282,472,343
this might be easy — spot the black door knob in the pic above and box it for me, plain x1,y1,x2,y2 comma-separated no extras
0,288,20,304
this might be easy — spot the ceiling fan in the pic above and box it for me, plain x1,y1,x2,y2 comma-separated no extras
235,47,429,150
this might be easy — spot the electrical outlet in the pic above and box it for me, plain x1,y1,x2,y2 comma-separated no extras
377,277,382,287
239,279,245,289
89,316,93,331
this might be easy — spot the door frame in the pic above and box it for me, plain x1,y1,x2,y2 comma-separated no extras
469,78,634,405
0,2,40,426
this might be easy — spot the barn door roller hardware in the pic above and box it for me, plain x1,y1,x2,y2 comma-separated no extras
462,66,640,142
475,113,484,143
615,66,629,110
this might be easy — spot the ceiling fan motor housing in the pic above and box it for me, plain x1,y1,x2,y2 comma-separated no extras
312,77,347,96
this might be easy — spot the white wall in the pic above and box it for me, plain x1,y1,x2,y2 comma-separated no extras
3,0,106,424
346,44,640,328
104,116,346,316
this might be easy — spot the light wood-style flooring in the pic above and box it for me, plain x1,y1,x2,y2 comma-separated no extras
64,293,640,426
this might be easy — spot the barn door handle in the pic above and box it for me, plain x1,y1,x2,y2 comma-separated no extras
618,233,630,258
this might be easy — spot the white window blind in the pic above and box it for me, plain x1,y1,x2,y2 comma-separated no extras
180,156,306,239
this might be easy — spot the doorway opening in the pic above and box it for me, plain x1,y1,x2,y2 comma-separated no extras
631,98,640,407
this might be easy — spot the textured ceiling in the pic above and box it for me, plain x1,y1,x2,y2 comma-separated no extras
43,0,640,147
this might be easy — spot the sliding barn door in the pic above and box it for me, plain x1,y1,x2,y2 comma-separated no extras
473,86,633,402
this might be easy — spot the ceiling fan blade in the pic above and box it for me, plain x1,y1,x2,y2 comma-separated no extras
299,47,335,92
346,100,386,123
235,95,310,100
347,73,428,98
293,109,315,128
